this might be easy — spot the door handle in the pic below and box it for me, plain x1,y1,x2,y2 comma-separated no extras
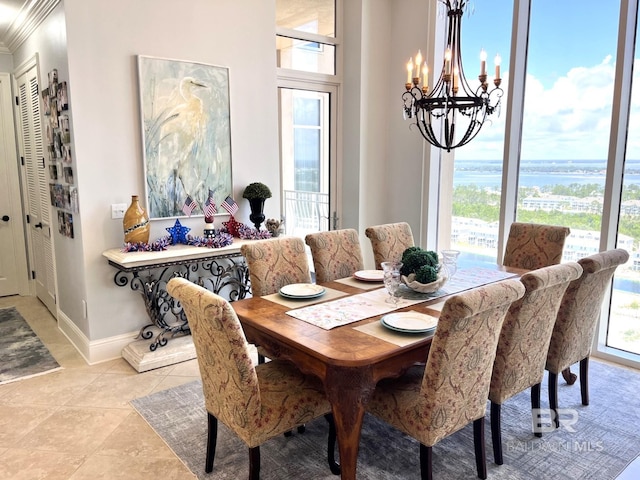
1,215,8,222
35,222,43,228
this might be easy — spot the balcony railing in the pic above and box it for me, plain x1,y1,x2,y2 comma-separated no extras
283,190,329,237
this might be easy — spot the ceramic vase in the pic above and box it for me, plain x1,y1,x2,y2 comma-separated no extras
123,195,150,244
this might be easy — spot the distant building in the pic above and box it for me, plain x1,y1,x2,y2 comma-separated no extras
452,217,638,271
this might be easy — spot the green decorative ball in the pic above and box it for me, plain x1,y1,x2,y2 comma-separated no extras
415,265,438,284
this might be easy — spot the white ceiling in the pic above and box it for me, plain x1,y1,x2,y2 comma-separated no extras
0,0,28,46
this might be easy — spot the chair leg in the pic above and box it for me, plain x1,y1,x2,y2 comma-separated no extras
325,413,341,475
531,383,542,438
548,371,560,428
562,367,577,385
473,418,488,479
580,357,590,406
205,413,218,473
490,402,503,465
419,444,433,480
248,446,261,480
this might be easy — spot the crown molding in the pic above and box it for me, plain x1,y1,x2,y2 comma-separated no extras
1,0,60,54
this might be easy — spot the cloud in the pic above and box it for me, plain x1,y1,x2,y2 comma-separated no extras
455,55,640,161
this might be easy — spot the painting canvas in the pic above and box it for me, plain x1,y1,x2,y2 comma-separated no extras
138,56,232,219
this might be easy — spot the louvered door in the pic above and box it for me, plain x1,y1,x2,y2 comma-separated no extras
15,64,57,314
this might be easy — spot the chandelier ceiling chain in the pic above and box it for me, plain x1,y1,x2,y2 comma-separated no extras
402,0,503,151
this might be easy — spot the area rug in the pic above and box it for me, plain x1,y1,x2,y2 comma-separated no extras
0,307,62,385
132,359,640,479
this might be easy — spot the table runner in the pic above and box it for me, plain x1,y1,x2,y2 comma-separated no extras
286,267,518,330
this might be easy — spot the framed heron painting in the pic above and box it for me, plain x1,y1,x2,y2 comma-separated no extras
137,56,233,219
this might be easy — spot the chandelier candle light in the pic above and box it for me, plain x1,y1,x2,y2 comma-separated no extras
403,0,503,151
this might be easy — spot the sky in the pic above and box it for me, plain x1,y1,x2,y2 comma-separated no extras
440,0,638,161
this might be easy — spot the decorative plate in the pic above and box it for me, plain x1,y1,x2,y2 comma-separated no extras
401,274,448,293
354,270,384,282
279,283,326,299
381,312,438,333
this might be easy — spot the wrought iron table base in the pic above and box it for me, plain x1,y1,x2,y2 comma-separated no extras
111,254,250,351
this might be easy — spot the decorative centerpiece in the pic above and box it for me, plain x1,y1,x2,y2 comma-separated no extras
399,247,448,293
242,182,272,230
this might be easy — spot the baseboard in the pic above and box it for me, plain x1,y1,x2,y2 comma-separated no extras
57,311,138,365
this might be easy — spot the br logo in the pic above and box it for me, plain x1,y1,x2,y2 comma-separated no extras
532,408,579,433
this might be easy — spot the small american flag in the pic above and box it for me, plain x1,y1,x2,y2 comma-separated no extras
221,195,239,215
204,189,217,218
182,195,198,216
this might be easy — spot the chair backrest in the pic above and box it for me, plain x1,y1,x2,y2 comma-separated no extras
240,236,312,296
503,222,570,270
489,262,583,405
364,222,415,269
166,277,262,440
417,279,525,445
546,248,629,374
305,229,365,283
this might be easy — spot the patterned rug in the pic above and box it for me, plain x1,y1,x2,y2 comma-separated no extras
132,359,640,479
0,307,62,385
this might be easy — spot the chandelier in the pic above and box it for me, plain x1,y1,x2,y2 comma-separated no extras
403,0,503,151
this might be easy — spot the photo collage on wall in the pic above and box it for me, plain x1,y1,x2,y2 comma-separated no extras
43,68,77,238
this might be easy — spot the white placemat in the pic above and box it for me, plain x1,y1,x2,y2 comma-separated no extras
334,276,384,291
262,286,348,309
353,320,434,347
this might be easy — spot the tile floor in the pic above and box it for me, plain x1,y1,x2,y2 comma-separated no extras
1,295,639,479
0,296,199,479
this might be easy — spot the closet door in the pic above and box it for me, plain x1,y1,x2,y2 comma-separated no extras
15,62,57,314
0,73,28,297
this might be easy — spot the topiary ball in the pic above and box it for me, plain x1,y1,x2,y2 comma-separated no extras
415,264,438,284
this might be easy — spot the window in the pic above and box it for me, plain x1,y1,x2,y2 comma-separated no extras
276,1,339,240
438,0,640,362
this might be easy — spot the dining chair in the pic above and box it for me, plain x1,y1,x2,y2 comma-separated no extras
240,236,312,297
240,236,312,365
364,222,415,269
305,229,365,283
502,222,571,270
489,262,583,465
366,279,526,480
545,248,629,428
166,277,340,479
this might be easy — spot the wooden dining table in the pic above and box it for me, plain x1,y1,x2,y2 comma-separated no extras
231,266,524,480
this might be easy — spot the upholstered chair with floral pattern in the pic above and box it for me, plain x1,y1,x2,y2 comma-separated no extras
240,236,312,297
364,222,415,269
503,222,571,270
305,229,365,283
240,236,312,364
366,279,525,480
489,262,582,464
546,248,629,427
166,278,339,479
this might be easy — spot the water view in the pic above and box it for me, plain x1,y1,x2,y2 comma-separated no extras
452,159,640,356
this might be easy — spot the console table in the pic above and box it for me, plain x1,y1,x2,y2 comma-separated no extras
102,241,253,371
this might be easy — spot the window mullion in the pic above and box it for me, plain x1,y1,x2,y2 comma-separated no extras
497,0,531,264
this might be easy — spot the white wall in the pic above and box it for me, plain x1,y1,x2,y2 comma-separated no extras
7,0,432,360
66,0,281,343
0,53,12,71
12,0,281,351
